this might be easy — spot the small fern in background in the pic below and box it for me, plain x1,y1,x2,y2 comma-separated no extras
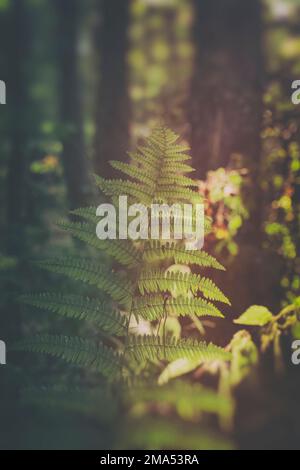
15,127,231,384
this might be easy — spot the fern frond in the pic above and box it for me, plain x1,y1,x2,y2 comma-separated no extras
36,258,133,305
110,161,155,187
138,269,195,295
138,269,229,304
94,175,153,205
164,148,191,161
137,144,163,164
127,335,231,363
199,277,231,305
20,127,231,386
148,128,190,156
20,293,127,336
58,220,141,267
132,294,223,321
159,175,198,187
158,127,179,145
144,242,225,270
156,187,203,204
128,151,160,176
12,335,120,378
129,149,194,176
168,296,224,318
161,162,195,174
70,206,99,223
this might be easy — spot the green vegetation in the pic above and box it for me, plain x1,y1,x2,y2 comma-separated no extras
1,0,300,451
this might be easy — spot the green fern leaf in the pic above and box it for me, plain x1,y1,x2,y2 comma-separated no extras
58,220,141,267
94,175,153,205
12,335,120,378
156,187,203,204
144,241,225,270
20,293,127,335
158,175,198,187
138,269,198,296
138,269,229,304
127,335,231,363
110,161,155,187
199,277,231,305
161,161,195,174
132,294,223,321
128,151,160,176
19,126,231,384
36,258,133,305
70,206,98,223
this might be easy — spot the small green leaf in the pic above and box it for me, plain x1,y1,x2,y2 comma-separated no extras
293,297,300,308
292,322,300,340
234,305,273,327
158,358,201,385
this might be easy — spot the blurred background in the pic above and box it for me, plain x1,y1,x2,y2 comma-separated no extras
0,0,300,450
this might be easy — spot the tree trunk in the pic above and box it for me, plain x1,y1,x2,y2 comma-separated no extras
55,0,91,210
93,0,131,178
2,0,31,341
0,0,31,448
189,0,263,179
5,0,30,258
189,0,282,314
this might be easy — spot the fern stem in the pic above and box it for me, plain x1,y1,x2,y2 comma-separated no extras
162,295,168,359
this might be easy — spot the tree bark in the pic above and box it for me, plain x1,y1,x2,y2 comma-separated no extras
2,0,30,340
5,0,30,257
93,0,131,178
190,0,263,179
189,0,282,313
55,0,91,210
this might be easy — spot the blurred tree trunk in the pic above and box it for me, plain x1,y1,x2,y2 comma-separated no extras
0,0,31,448
189,0,283,313
190,0,263,180
55,0,91,210
5,0,30,258
2,0,30,342
93,0,131,178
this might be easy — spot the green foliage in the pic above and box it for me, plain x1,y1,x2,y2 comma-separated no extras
16,127,231,385
13,335,120,378
57,220,141,267
138,269,230,304
234,300,300,372
228,331,258,386
143,241,225,270
132,294,223,321
234,305,274,327
201,168,249,257
20,293,128,336
120,417,234,451
36,258,133,305
127,335,231,364
130,380,234,422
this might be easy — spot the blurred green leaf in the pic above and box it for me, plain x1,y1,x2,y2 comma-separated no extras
234,305,273,327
